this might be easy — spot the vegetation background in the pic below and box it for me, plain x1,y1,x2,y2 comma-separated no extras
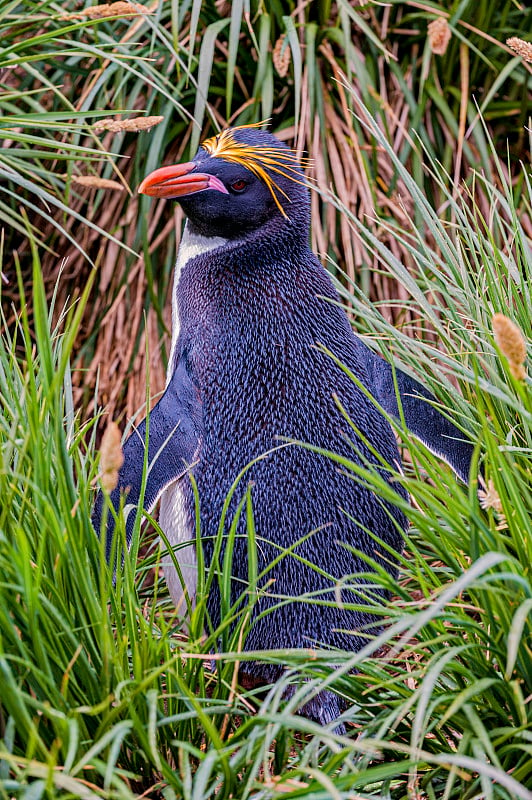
0,1,531,798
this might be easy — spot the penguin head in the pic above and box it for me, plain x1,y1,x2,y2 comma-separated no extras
138,125,310,240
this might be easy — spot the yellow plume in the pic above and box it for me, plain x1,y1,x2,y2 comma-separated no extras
201,123,310,218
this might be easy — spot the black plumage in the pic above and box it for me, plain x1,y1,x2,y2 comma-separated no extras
93,125,474,726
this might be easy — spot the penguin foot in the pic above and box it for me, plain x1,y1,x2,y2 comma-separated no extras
239,667,347,733
282,684,347,734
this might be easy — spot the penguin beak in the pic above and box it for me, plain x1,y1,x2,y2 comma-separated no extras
138,162,229,199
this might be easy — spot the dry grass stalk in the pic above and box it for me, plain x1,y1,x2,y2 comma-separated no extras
506,37,532,63
99,421,124,492
492,313,527,380
68,174,124,190
301,53,423,337
62,2,151,20
273,35,291,78
428,17,452,56
93,115,164,133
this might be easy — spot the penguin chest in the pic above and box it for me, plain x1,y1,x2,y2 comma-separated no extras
159,481,196,613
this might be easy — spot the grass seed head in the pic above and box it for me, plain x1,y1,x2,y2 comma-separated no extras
93,115,164,133
273,35,291,78
492,313,527,381
68,175,124,190
99,422,124,492
478,479,508,529
214,0,231,16
62,2,151,20
506,37,532,63
479,478,504,514
428,17,452,56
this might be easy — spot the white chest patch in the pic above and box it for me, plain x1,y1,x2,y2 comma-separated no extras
159,482,197,613
166,226,228,385
160,225,228,612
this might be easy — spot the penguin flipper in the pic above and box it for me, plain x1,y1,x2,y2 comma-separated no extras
92,359,201,559
367,354,474,484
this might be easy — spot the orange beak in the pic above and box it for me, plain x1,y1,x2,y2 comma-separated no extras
138,162,228,199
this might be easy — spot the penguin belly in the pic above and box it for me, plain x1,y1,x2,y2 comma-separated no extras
159,482,197,613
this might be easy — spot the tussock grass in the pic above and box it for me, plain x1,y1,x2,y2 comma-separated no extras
1,102,531,796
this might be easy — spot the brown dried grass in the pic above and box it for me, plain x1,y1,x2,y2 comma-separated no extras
66,185,181,420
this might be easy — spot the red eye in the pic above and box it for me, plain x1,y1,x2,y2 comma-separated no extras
230,179,247,192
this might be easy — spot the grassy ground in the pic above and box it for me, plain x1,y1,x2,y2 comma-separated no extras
1,1,531,797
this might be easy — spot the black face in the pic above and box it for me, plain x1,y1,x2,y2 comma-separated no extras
180,154,280,239
138,128,311,241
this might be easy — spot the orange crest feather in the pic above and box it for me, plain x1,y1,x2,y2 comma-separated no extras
201,123,310,218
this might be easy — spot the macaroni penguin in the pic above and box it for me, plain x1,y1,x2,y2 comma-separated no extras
92,125,474,726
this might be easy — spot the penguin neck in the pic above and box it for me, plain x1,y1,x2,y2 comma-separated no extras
166,223,230,383
168,218,317,377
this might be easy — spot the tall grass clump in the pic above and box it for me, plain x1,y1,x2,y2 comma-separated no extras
1,106,531,795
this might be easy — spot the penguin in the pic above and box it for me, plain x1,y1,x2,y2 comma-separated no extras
92,124,474,726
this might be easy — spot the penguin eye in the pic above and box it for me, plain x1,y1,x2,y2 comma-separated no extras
230,179,248,192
